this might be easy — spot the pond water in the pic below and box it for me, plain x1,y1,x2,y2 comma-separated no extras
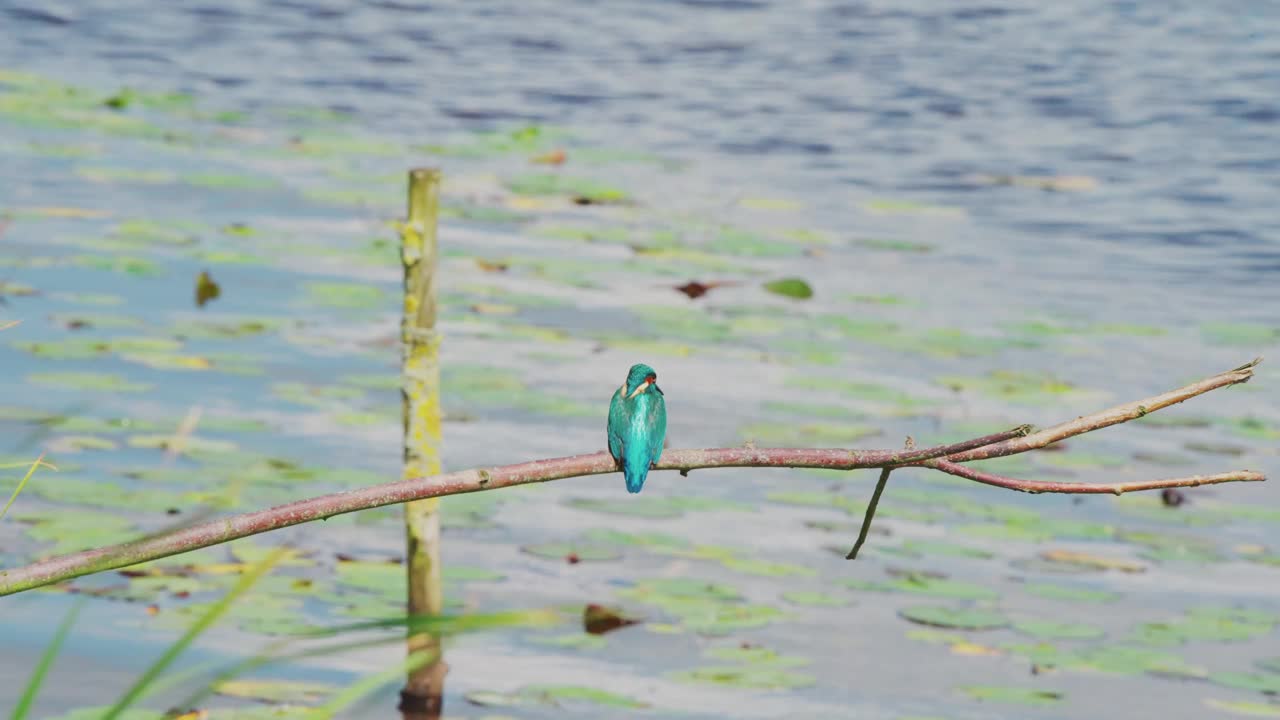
1,1,1278,718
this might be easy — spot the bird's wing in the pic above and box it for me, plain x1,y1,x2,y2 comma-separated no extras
607,386,626,461
645,390,667,464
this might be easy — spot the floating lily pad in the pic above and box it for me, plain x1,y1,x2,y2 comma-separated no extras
304,282,386,310
1023,583,1120,604
781,591,850,607
705,645,809,666
27,372,152,393
847,575,998,601
1201,323,1279,346
522,542,622,562
581,528,691,550
960,686,1063,706
899,605,1009,630
17,510,139,554
466,684,647,709
1035,550,1145,573
672,665,816,690
46,435,118,452
563,497,683,518
1210,672,1280,694
505,173,628,203
898,539,994,560
1130,607,1274,646
528,633,607,650
127,434,238,454
740,421,881,446
1013,620,1105,640
215,679,334,704
1205,699,1280,717
936,370,1085,404
763,277,814,299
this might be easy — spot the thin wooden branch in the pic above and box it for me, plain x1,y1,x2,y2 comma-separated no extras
0,360,1264,596
928,459,1264,495
943,357,1260,463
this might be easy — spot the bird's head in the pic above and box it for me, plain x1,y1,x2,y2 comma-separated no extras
621,363,660,399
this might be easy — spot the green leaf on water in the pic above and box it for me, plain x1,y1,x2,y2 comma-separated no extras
1013,620,1105,640
304,282,386,310
1224,416,1280,441
563,497,683,518
27,372,152,393
18,510,138,554
1129,606,1275,646
898,539,994,560
1210,672,1280,694
936,369,1086,404
581,528,691,550
720,556,815,578
847,575,997,601
46,435,118,453
708,228,802,257
1205,699,1280,717
528,685,650,709
214,679,333,704
528,633,607,650
672,665,816,690
1023,583,1120,604
763,277,814,299
854,237,935,253
522,542,622,562
1201,323,1279,346
127,434,238,454
960,686,1063,706
466,684,648,709
899,605,1009,630
739,421,881,446
781,591,850,607
704,645,809,666
505,173,629,203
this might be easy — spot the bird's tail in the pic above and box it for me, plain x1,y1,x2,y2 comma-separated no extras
623,455,650,494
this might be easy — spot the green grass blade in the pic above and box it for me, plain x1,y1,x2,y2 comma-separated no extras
163,607,561,711
310,649,436,719
0,453,52,522
101,547,286,720
10,597,85,720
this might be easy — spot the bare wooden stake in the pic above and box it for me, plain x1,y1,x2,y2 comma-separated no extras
400,168,447,717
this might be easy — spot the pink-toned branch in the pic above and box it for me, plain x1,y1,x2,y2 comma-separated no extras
0,359,1265,597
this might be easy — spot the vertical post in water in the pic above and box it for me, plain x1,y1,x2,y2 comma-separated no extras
399,168,446,718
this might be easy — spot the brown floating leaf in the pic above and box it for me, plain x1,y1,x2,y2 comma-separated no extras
1039,549,1145,573
583,603,641,635
674,280,735,300
1161,488,1186,507
475,258,509,273
531,149,567,165
195,270,221,308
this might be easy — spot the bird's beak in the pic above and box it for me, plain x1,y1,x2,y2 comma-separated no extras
627,380,651,399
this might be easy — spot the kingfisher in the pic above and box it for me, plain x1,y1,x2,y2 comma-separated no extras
607,363,667,494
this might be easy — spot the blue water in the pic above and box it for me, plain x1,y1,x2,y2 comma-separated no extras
2,2,1279,719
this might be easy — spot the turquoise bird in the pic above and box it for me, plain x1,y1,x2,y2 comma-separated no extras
607,363,667,494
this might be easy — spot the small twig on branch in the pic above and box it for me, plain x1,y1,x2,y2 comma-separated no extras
847,468,893,560
0,359,1264,596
